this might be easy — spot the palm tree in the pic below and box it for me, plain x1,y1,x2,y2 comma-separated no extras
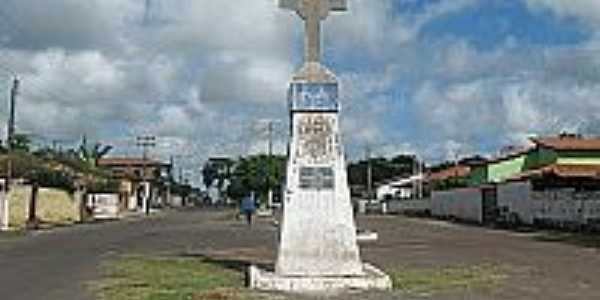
78,135,113,167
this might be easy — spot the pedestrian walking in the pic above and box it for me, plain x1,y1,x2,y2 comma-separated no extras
241,191,257,226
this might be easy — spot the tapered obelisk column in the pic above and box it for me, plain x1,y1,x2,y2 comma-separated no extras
276,0,362,276
249,0,391,291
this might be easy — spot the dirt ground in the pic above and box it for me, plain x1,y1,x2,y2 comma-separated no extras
355,216,600,300
2,209,600,300
175,211,600,300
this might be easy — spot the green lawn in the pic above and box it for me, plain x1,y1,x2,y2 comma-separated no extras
91,255,509,299
389,263,508,297
90,255,264,300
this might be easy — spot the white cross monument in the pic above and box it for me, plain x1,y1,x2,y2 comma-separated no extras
249,0,391,292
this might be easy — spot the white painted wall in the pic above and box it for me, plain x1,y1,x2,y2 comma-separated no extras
0,191,7,230
387,199,430,214
497,181,536,225
497,181,600,226
431,188,483,223
532,189,600,225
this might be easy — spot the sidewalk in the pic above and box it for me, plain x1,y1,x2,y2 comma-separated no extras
119,208,163,220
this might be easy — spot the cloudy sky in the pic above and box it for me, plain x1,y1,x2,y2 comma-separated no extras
1,0,600,182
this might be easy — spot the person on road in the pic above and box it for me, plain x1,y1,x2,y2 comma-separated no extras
241,191,257,226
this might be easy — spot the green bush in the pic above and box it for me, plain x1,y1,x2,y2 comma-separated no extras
87,179,120,194
29,169,76,193
0,152,116,194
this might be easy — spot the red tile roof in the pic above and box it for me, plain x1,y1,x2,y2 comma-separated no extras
531,136,600,151
509,164,600,181
427,165,471,182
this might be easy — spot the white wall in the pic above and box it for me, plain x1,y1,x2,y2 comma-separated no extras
497,181,600,226
497,181,536,225
387,199,430,214
532,189,600,225
0,192,7,230
431,188,483,223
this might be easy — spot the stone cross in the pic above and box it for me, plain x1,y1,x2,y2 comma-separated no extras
280,0,347,63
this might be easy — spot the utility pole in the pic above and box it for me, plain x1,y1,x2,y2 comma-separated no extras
4,77,18,228
418,157,424,199
137,135,156,215
8,77,19,149
267,121,274,209
256,119,279,209
365,144,372,201
166,155,174,207
413,155,423,199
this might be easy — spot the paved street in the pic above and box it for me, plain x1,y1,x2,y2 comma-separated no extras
0,209,278,300
2,209,600,300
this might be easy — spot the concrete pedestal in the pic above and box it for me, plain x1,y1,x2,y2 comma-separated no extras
249,263,392,292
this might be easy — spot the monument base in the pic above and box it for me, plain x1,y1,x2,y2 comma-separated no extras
248,264,392,292
356,230,379,242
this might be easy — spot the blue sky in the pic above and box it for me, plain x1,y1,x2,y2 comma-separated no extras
1,0,600,182
422,0,588,50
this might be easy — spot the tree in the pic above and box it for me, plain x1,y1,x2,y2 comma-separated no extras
78,135,113,166
226,155,286,204
10,134,31,152
347,154,416,187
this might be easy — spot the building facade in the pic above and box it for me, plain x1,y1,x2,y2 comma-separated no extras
97,158,172,211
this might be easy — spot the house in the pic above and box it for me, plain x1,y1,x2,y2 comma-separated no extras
375,175,424,201
468,148,532,186
427,164,472,191
529,134,600,167
496,161,600,228
97,157,172,211
428,164,471,182
469,134,600,187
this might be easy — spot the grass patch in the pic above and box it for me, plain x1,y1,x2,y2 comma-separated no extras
390,263,507,296
0,230,26,241
534,231,600,248
90,255,262,300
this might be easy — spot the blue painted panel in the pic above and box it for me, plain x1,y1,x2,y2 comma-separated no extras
288,83,339,111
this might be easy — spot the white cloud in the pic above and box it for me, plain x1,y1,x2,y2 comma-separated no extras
0,0,140,51
327,0,477,57
412,41,600,157
5,0,600,181
526,0,600,28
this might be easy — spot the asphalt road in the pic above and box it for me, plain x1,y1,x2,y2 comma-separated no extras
0,209,278,300
2,209,600,300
